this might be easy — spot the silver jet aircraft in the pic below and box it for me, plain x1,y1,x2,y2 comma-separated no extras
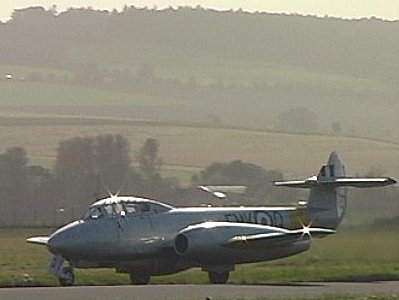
27,152,396,286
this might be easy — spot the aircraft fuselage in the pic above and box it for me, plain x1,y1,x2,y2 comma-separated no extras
48,204,308,275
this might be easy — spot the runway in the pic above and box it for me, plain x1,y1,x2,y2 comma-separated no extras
1,281,399,300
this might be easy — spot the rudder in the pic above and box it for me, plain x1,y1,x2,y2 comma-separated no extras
274,151,396,229
307,151,347,229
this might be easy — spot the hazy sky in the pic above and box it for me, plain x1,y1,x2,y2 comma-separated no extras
1,1,399,22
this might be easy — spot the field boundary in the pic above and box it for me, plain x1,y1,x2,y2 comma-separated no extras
0,115,398,148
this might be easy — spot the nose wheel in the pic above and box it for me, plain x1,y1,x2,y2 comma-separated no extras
58,266,75,286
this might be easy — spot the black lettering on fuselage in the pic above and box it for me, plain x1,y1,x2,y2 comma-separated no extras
272,211,284,227
255,211,272,225
224,211,285,227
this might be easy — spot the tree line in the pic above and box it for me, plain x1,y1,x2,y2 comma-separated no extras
0,134,289,226
0,133,398,226
1,6,398,84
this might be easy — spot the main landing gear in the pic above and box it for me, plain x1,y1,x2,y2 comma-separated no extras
129,269,151,285
208,271,229,284
203,265,233,284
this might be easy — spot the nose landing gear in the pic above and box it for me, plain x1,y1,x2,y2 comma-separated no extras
58,266,75,286
49,255,75,286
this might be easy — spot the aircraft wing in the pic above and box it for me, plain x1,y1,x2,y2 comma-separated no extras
274,176,396,188
226,227,335,249
174,222,335,256
327,177,396,187
26,236,50,245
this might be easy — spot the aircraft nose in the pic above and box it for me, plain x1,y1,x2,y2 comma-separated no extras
47,233,65,254
47,221,82,255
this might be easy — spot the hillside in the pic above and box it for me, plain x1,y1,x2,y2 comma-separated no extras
0,118,397,179
0,7,399,141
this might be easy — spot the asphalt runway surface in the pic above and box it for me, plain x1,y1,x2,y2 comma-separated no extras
1,281,399,300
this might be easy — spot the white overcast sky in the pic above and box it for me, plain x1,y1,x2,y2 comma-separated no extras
1,1,399,22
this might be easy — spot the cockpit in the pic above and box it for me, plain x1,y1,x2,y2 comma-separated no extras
83,197,173,220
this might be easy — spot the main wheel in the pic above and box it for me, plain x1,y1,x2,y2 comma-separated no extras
208,271,229,284
129,270,150,285
58,266,75,286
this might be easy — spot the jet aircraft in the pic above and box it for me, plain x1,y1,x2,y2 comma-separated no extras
27,152,396,286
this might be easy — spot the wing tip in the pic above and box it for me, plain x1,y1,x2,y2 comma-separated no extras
387,177,397,185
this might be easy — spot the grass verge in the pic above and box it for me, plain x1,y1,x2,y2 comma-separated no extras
0,227,398,287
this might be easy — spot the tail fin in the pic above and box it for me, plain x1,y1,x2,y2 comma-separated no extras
274,151,396,229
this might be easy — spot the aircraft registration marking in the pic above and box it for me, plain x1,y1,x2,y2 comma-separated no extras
224,211,284,227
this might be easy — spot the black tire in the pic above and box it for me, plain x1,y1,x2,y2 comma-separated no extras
129,270,150,285
208,271,229,284
58,266,75,286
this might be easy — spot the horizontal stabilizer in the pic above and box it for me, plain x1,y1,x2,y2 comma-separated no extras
274,176,396,189
26,236,49,245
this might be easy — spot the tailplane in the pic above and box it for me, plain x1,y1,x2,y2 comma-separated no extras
274,151,396,229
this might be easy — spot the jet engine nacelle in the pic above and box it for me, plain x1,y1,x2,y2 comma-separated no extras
174,229,221,257
173,222,268,258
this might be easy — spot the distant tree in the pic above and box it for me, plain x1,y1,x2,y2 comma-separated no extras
0,147,30,224
198,162,229,184
54,137,97,219
27,165,52,189
196,160,287,203
54,134,140,216
10,6,54,24
55,136,95,182
54,137,96,216
136,138,162,180
49,4,58,15
0,147,61,226
92,134,132,194
27,164,58,226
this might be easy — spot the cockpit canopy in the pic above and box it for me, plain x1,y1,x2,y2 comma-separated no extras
83,196,173,220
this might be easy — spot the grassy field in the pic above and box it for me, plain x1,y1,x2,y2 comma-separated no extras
0,80,185,107
48,48,391,93
156,57,389,93
0,122,398,180
0,227,398,287
2,56,399,148
0,64,72,80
